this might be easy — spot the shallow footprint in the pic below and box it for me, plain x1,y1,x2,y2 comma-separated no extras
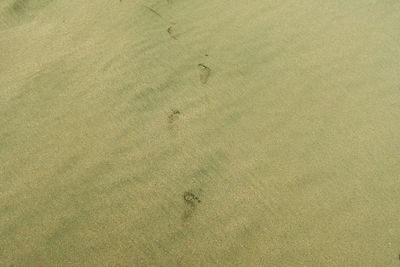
167,26,177,40
198,63,211,84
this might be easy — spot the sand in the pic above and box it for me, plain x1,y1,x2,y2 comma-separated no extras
1,0,400,266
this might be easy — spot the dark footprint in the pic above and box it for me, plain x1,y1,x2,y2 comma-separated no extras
168,109,180,123
198,63,211,84
182,190,201,220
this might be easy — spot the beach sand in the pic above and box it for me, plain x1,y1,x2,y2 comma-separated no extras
1,0,400,265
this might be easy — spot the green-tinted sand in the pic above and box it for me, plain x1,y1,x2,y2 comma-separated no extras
1,0,400,266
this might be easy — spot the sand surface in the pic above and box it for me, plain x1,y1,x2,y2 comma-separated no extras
1,0,400,266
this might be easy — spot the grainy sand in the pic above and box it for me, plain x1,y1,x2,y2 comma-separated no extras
1,0,400,266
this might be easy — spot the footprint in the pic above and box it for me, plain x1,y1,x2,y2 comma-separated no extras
182,190,202,220
167,26,177,40
183,191,201,206
168,109,180,123
198,63,211,84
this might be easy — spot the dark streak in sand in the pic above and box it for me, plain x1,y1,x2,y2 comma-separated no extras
143,5,163,18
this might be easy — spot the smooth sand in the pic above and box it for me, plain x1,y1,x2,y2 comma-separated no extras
1,0,400,266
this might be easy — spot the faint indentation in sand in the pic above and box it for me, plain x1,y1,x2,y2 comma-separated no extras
168,109,181,123
167,26,177,40
198,63,211,84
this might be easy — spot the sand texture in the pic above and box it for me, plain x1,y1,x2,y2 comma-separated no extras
1,0,400,266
